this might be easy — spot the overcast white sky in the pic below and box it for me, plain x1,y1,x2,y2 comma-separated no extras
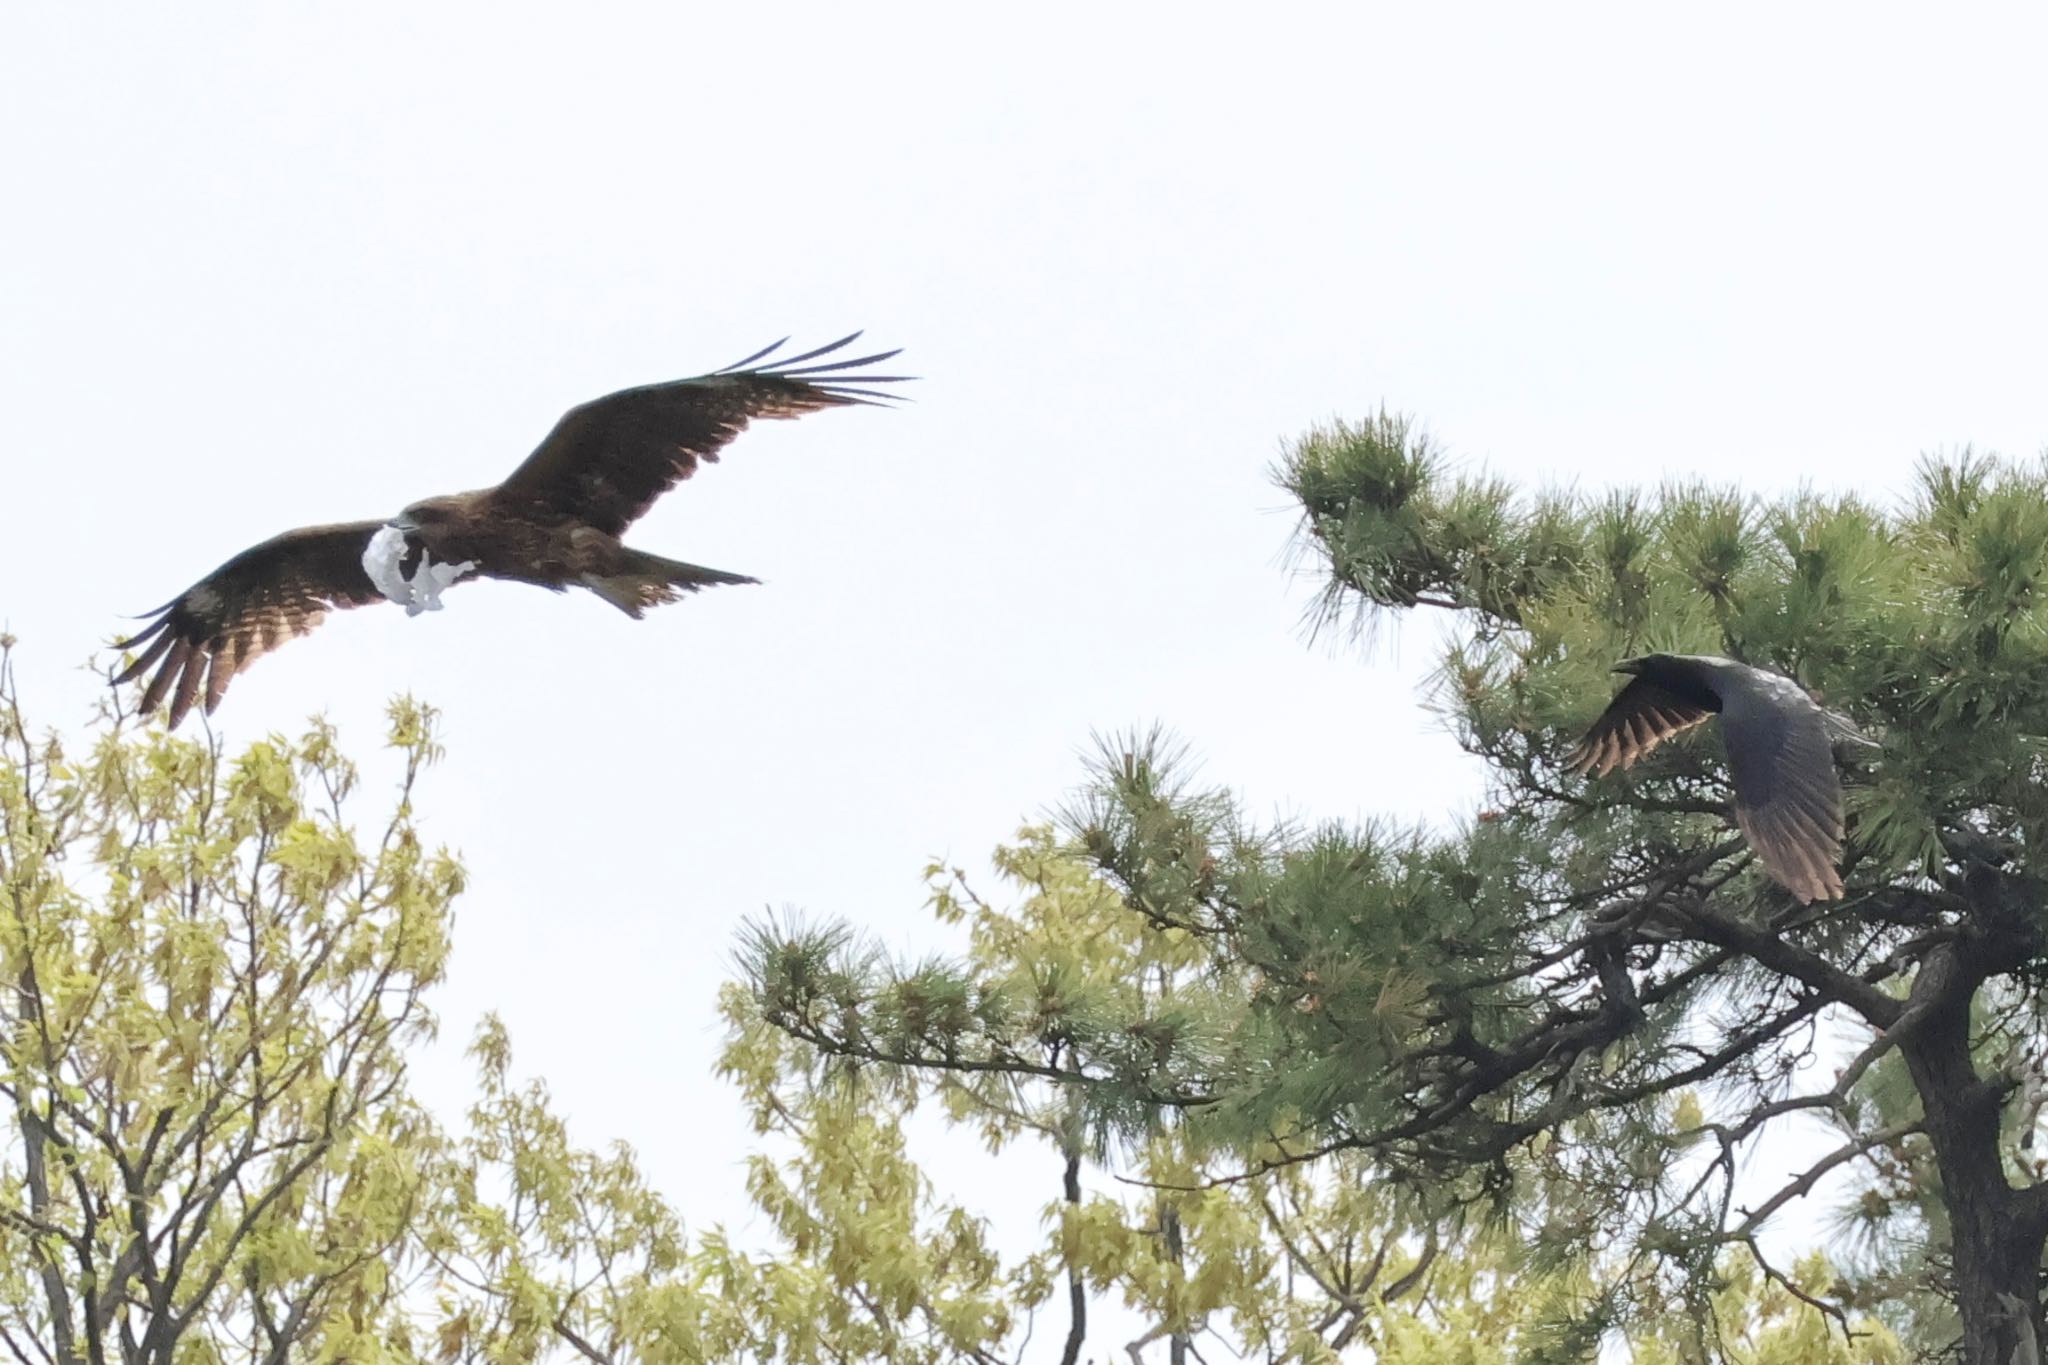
6,0,2048,1338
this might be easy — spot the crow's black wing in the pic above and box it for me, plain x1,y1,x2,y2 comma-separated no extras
1566,677,1715,777
1718,671,1845,903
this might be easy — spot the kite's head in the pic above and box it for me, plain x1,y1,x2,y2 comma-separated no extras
392,493,467,533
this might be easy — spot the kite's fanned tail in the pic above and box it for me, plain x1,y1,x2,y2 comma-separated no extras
584,551,759,618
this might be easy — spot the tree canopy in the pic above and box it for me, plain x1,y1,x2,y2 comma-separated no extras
741,427,2048,1363
0,657,1040,1364
0,635,1899,1363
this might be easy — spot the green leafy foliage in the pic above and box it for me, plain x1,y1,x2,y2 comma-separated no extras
737,825,1904,1361
734,824,1526,1360
0,649,1016,1363
0,655,457,1362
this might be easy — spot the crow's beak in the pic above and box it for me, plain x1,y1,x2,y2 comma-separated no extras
1612,657,1645,675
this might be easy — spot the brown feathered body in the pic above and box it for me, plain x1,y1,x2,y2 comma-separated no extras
1568,653,1848,904
113,334,908,725
395,486,753,617
396,488,619,589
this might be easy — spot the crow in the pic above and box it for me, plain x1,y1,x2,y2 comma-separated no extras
1568,654,1847,903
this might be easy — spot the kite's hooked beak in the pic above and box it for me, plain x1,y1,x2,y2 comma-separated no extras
388,513,419,534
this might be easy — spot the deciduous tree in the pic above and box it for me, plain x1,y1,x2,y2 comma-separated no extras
0,649,457,1363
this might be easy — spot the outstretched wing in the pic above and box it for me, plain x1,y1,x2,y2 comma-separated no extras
1719,674,1846,903
493,332,911,536
112,521,390,728
1566,677,1715,777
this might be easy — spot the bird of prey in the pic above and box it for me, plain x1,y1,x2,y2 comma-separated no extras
113,333,908,727
1567,654,1846,903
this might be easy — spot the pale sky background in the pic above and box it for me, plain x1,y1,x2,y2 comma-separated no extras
6,2,2048,1351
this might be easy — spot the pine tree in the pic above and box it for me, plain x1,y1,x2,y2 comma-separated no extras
743,425,2048,1362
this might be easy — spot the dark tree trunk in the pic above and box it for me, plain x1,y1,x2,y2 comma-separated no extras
1060,1146,1086,1365
1898,942,2048,1363
1162,1204,1189,1365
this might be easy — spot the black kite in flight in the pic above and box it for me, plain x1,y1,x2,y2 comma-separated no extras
114,333,908,726
1567,653,1848,903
